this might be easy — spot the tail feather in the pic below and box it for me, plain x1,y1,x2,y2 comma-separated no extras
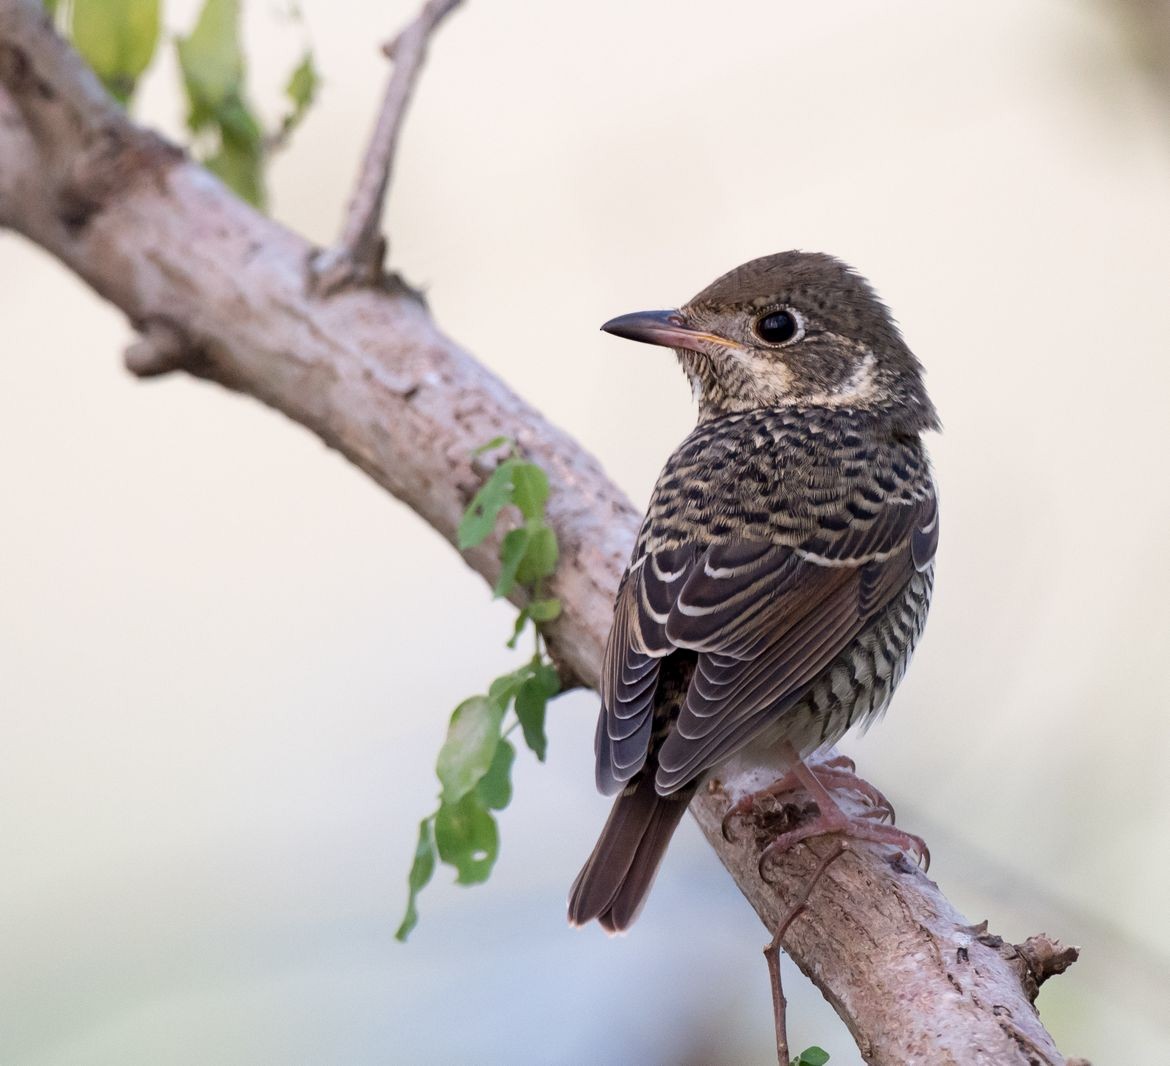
567,775,693,932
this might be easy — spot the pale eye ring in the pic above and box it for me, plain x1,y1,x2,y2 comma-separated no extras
752,309,803,346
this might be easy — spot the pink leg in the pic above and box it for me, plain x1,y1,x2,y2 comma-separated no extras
721,755,897,842
758,757,929,876
721,747,929,874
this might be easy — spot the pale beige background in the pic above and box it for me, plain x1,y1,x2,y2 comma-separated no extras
2,1,1169,1063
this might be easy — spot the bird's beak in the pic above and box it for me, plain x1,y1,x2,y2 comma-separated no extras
600,309,736,351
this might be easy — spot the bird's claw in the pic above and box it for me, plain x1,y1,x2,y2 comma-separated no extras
758,819,929,879
723,759,896,843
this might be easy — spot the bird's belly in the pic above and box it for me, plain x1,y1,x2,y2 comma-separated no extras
739,564,935,765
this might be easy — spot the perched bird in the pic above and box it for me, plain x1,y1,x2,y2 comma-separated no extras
568,251,940,933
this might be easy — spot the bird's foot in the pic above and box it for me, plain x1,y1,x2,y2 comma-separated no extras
757,807,929,880
721,757,896,843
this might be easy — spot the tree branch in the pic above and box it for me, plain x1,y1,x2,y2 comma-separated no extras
310,0,463,294
0,2,1078,1061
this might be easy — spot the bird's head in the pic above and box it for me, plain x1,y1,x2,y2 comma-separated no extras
601,251,939,431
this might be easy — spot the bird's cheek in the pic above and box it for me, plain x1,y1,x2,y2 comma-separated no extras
744,355,795,402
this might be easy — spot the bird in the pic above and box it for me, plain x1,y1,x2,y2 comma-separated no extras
568,251,940,933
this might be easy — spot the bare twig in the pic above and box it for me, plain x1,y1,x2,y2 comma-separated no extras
123,318,192,377
310,0,464,294
0,3,1081,1061
765,842,848,1066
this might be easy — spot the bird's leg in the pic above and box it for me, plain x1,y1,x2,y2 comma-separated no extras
755,755,929,878
721,753,896,842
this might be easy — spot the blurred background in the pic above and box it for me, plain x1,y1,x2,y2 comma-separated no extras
3,0,1170,1062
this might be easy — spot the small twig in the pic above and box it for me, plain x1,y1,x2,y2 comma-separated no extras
311,0,463,295
123,319,191,378
765,841,848,1066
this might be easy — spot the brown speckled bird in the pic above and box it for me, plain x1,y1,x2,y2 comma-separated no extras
568,251,939,932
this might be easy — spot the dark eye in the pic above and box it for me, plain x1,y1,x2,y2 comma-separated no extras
753,310,799,345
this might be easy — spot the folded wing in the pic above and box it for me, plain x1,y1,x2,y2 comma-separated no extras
596,488,938,796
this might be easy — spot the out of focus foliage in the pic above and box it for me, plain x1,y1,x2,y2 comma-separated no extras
69,0,160,103
48,0,318,207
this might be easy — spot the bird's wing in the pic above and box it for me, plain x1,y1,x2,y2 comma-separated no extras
596,543,698,794
596,486,938,797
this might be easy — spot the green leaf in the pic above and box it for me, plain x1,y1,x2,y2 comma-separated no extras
535,661,560,697
435,793,499,884
458,459,517,550
395,816,436,942
435,696,505,805
505,608,529,650
476,738,515,810
205,138,264,207
516,525,558,585
488,666,530,710
72,0,161,104
514,678,549,762
510,462,549,521
526,598,561,622
793,1048,830,1066
177,0,245,123
282,50,319,131
216,95,263,147
177,0,267,206
493,527,530,598
472,435,512,456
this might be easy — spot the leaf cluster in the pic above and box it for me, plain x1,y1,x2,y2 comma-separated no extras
458,436,562,641
51,0,319,207
397,440,562,941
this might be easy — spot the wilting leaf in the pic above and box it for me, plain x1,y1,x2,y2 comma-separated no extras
395,816,436,942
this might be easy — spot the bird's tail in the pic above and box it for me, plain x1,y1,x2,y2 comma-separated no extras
567,774,693,933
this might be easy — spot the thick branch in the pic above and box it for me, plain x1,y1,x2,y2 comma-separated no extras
0,3,1076,1062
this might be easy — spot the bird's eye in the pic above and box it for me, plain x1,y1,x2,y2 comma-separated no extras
753,310,800,345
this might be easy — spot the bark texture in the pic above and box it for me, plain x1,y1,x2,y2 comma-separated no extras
0,2,1076,1061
